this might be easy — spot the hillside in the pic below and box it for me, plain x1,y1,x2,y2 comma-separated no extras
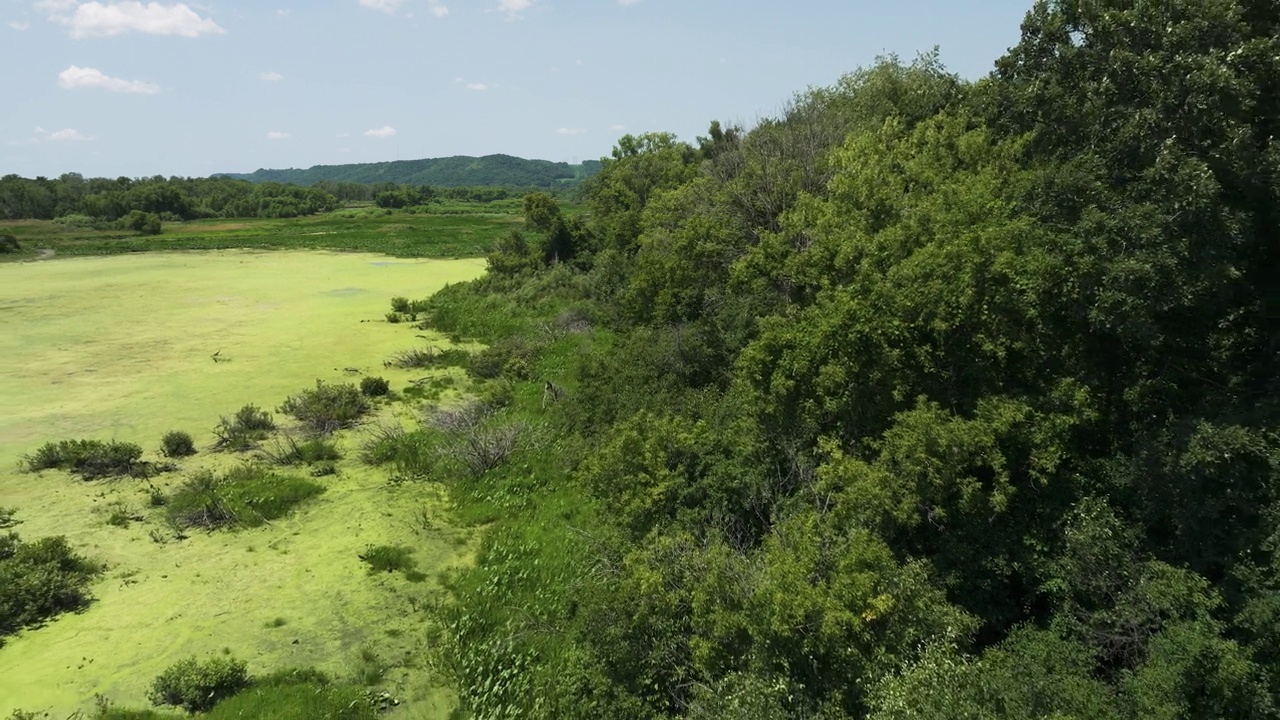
221,154,602,188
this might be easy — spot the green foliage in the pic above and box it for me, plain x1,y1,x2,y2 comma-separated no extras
224,153,597,189
0,234,19,253
159,430,196,458
279,380,370,435
0,533,102,641
117,210,162,235
213,404,276,451
359,376,390,397
261,434,342,466
149,655,249,713
23,439,144,479
359,544,417,574
165,466,324,531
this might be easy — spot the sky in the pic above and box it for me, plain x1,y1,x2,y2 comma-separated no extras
1,0,1035,179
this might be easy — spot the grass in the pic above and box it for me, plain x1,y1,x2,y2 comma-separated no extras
0,208,524,261
360,544,417,574
165,466,325,531
0,250,482,717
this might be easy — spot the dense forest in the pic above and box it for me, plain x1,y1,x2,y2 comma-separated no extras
222,154,601,189
380,0,1279,718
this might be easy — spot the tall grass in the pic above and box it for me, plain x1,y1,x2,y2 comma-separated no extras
166,466,324,531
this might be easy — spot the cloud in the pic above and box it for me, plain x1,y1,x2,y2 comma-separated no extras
557,127,585,136
494,0,530,19
618,0,640,4
267,131,291,140
7,20,31,29
358,0,402,13
426,0,447,16
259,70,284,82
58,65,160,93
336,132,350,138
29,126,93,142
275,8,289,16
364,125,396,138
610,124,626,131
45,2,225,38
466,83,487,91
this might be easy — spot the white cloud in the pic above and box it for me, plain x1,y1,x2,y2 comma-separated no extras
494,0,530,19
7,20,31,30
610,124,626,131
267,131,291,140
58,65,160,93
557,127,585,136
466,82,487,91
358,0,402,13
45,2,225,39
275,8,289,16
618,0,640,4
259,70,284,82
364,125,396,138
426,0,447,16
31,126,93,142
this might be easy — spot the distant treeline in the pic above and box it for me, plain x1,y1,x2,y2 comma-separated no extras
0,174,339,221
0,173,552,223
221,153,602,189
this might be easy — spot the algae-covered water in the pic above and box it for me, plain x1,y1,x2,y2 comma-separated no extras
0,251,485,716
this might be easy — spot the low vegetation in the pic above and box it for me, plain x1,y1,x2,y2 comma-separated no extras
149,655,249,713
260,434,341,466
23,439,144,479
0,529,102,642
0,234,19,253
358,544,416,575
165,466,324,531
212,404,276,452
358,376,390,397
159,431,196,458
278,380,370,435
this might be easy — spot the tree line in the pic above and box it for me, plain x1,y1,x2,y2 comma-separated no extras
411,0,1280,717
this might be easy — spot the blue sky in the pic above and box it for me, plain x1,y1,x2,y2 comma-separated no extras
1,0,1033,179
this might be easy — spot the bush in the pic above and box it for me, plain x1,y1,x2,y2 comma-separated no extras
360,376,390,397
0,533,102,641
166,466,324,531
383,346,470,370
0,234,19,253
260,434,342,466
468,337,539,380
390,296,411,313
160,431,196,458
23,439,143,479
149,656,249,713
213,404,275,452
279,381,370,435
359,544,417,574
117,210,162,235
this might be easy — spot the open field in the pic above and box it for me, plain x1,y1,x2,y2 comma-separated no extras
0,207,524,261
0,251,486,716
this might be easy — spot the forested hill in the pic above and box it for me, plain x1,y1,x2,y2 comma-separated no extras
221,154,602,188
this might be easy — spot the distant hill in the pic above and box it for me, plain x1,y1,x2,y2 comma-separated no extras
221,154,603,188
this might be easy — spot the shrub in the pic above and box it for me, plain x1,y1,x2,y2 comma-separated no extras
0,533,103,641
384,346,470,370
23,439,143,479
279,381,370,435
203,674,376,720
468,337,539,380
385,312,403,324
0,234,19,253
359,544,417,574
160,431,196,458
149,656,248,713
213,404,275,452
359,376,390,397
0,507,18,529
427,401,526,478
166,466,324,531
117,210,162,235
260,434,342,466
390,296,411,313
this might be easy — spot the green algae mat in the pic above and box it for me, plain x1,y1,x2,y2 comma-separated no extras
0,251,485,716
